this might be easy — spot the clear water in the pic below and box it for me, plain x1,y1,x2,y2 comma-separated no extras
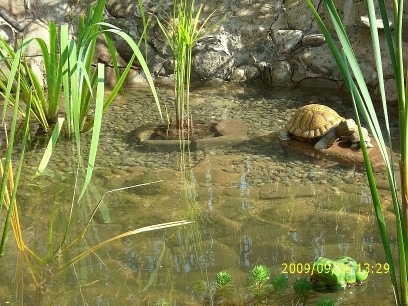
0,83,398,305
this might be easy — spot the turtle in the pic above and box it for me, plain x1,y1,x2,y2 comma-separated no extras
278,104,373,150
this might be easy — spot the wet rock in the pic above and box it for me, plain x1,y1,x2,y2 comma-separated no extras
279,137,386,172
194,135,249,151
230,65,261,82
298,78,341,89
271,60,293,86
214,119,248,137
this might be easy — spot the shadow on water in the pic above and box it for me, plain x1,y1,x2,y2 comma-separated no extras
0,83,397,305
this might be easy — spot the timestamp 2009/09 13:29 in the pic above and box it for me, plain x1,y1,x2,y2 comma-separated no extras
281,262,390,275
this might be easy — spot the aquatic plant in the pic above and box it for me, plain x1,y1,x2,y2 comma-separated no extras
293,278,312,299
0,161,192,303
216,270,233,287
271,273,289,292
0,0,181,289
0,0,164,255
306,0,407,304
214,270,235,297
251,264,271,283
2,0,162,195
154,298,170,306
156,0,218,132
314,297,335,306
249,264,273,296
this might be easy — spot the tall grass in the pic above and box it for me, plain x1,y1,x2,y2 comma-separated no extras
156,0,217,132
0,1,165,254
306,1,407,304
0,2,194,302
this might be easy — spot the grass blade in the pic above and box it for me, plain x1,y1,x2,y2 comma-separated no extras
33,117,65,177
56,220,193,273
77,63,105,200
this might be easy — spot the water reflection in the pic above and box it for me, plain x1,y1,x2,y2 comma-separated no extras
312,232,326,259
239,158,251,212
239,234,253,268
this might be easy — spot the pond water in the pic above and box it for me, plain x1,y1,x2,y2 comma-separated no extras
0,82,399,305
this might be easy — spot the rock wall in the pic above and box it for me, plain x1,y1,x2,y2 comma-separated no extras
0,0,404,100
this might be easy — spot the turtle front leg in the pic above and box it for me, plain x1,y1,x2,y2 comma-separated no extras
278,129,291,141
314,129,337,151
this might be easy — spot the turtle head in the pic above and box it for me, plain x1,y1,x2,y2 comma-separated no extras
337,118,358,136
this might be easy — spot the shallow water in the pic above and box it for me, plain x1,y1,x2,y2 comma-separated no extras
0,82,399,305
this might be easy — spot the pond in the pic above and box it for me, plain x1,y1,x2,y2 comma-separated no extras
0,82,398,305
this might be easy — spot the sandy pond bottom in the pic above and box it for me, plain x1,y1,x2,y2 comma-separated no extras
0,83,398,305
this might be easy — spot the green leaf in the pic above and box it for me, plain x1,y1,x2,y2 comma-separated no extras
34,117,65,177
77,63,105,201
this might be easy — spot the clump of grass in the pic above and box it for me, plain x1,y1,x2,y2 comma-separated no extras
156,0,219,131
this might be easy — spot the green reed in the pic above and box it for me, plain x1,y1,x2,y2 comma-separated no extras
0,1,164,255
156,0,217,131
306,1,407,304
0,2,195,302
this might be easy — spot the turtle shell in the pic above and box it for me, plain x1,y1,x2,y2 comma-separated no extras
286,104,344,140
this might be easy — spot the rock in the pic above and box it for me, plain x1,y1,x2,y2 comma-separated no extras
302,34,326,47
27,56,45,89
375,77,398,103
259,182,319,199
106,0,136,18
230,65,261,82
271,60,293,86
214,119,248,137
298,78,341,89
104,18,142,63
0,24,14,44
270,29,303,53
358,15,393,30
27,0,70,23
194,135,248,150
0,0,398,95
291,45,341,82
358,62,378,87
0,0,26,17
192,35,235,80
23,20,49,57
279,137,386,172
285,0,319,31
